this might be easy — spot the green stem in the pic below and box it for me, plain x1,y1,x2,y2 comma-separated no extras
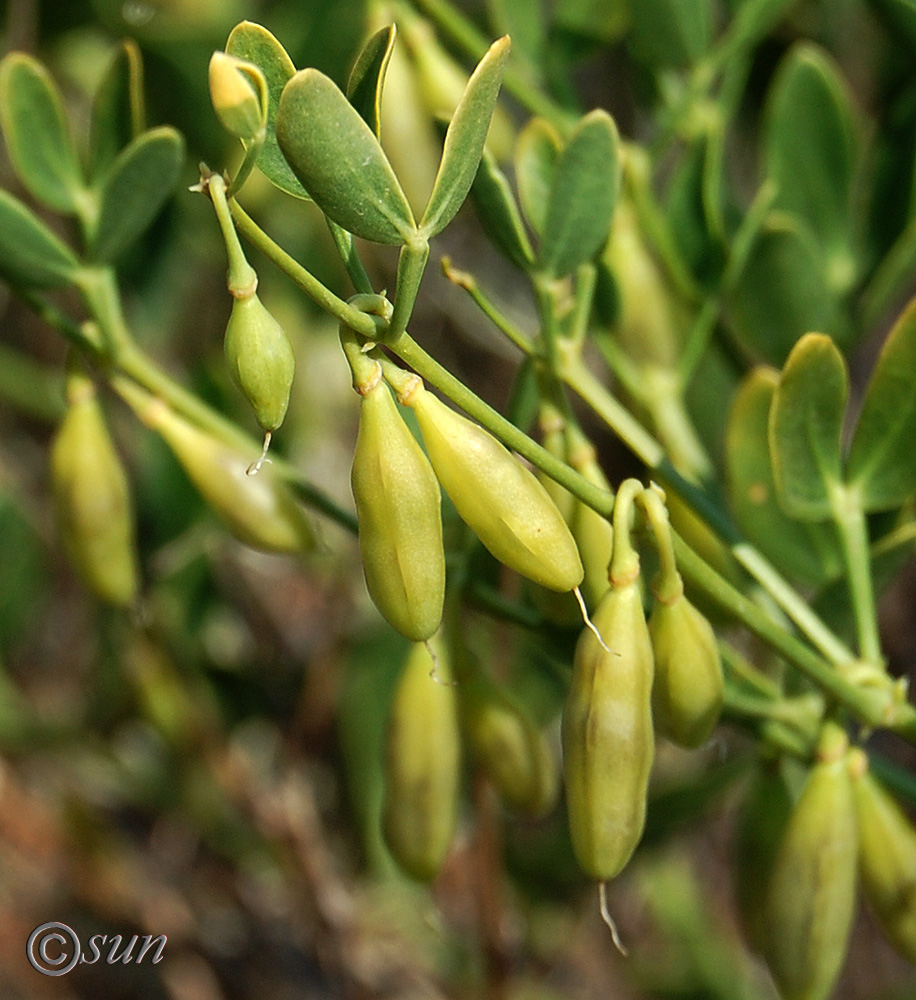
387,237,429,341
326,220,374,295
568,263,597,351
227,198,382,339
718,639,781,699
830,483,883,666
638,486,682,602
207,173,257,293
75,266,132,358
441,257,533,354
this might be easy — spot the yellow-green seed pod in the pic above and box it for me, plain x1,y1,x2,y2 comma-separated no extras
224,292,296,432
208,51,265,143
568,444,614,609
51,367,139,605
459,670,558,817
405,384,583,592
562,578,654,880
733,756,796,954
849,748,916,963
382,640,461,881
762,727,858,1000
143,399,314,553
648,594,723,748
351,378,445,642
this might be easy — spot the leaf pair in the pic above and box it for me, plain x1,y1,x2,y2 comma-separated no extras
471,111,621,277
769,302,916,521
0,45,184,289
728,44,861,365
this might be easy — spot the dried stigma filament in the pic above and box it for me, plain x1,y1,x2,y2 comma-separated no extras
402,381,583,592
562,479,654,881
51,360,139,606
349,352,445,642
382,638,461,880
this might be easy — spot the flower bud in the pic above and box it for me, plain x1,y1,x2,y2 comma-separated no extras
208,51,265,143
351,378,445,641
648,593,723,747
51,367,139,605
459,669,558,817
849,748,916,963
562,577,654,880
143,399,314,553
405,384,583,592
382,640,461,881
762,727,858,1000
224,292,296,433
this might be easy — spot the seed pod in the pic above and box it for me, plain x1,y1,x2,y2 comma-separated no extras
459,668,558,817
562,577,654,880
568,444,614,609
762,727,858,1000
849,748,916,963
733,757,796,954
648,593,723,747
351,378,444,641
405,384,583,592
51,367,139,605
382,640,461,881
143,398,314,553
224,292,296,432
208,51,265,143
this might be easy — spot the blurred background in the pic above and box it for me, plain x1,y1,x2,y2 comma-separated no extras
1,0,916,998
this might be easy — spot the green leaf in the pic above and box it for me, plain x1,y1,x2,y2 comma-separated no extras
346,24,396,139
470,147,535,269
727,212,842,366
277,68,416,245
514,117,562,236
87,127,185,264
538,109,620,277
0,190,80,288
765,44,859,290
226,20,310,200
727,368,841,586
846,296,916,510
0,53,85,214
769,333,848,521
420,36,511,239
88,40,145,179
629,0,713,68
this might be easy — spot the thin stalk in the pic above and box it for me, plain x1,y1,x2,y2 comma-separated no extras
441,257,533,354
326,220,374,295
75,266,132,358
228,199,381,339
830,483,883,666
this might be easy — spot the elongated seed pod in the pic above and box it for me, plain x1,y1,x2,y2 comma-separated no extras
143,399,314,553
459,670,558,817
568,445,614,609
762,728,858,1000
562,578,654,880
51,369,138,605
351,379,444,641
382,641,461,880
224,292,296,432
849,748,916,963
405,384,583,592
648,594,723,748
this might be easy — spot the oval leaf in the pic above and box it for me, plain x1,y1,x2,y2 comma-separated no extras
727,212,843,366
347,24,397,139
727,367,841,586
765,44,859,288
0,190,80,288
88,127,185,264
226,21,310,200
846,296,916,510
0,53,85,214
769,333,848,521
470,147,535,269
514,117,561,236
419,35,511,239
538,109,620,278
277,68,416,244
89,40,145,179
